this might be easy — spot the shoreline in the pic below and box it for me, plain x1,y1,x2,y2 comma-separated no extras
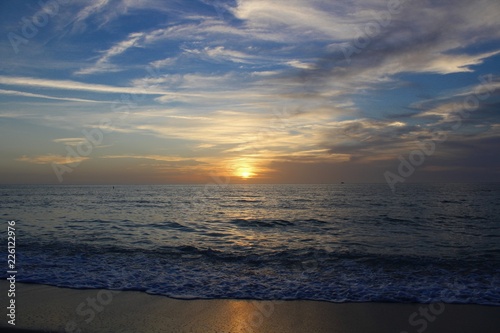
1,281,499,333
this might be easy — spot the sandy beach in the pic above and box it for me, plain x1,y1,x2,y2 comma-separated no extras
1,281,499,333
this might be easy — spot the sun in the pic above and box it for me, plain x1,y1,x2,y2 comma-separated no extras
237,167,254,179
232,160,257,180
241,171,251,179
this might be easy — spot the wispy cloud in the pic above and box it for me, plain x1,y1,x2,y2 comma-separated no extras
17,154,88,165
72,0,111,33
0,89,113,103
0,76,196,97
231,0,358,40
53,138,90,146
288,0,500,94
101,154,204,164
75,32,145,75
70,0,176,33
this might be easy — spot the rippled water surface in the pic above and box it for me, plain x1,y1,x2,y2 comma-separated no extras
1,183,499,304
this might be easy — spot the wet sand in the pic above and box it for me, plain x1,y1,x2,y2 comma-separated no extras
1,281,499,332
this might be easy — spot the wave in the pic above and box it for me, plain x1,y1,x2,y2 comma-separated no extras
10,243,500,305
229,218,294,228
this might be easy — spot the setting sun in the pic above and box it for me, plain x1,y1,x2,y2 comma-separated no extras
236,166,254,179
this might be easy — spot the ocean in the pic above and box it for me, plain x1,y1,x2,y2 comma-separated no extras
2,183,499,305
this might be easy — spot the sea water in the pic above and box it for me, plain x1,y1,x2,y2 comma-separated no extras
1,183,499,304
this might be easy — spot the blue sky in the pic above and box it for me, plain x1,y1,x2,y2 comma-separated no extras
0,0,499,185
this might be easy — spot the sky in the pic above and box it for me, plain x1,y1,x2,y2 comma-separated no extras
0,0,499,186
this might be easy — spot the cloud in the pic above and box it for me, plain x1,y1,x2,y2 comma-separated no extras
0,89,113,103
414,50,500,75
72,2,334,76
53,138,90,146
231,0,359,40
412,75,500,125
318,118,423,161
72,0,111,33
289,0,500,96
17,154,88,165
101,154,203,163
0,75,195,97
75,32,145,75
150,57,177,68
70,0,176,33
203,46,262,64
286,60,315,70
100,154,211,173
